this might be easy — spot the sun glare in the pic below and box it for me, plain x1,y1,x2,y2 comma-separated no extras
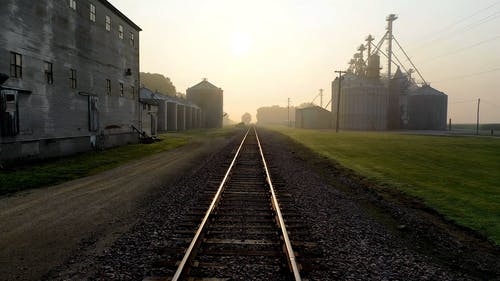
231,31,253,56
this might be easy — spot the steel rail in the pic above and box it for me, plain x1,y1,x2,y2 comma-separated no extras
254,127,302,281
171,127,251,281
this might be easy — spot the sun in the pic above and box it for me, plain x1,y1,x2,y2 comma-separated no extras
231,31,253,56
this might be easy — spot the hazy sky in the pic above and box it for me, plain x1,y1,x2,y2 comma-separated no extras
110,0,500,123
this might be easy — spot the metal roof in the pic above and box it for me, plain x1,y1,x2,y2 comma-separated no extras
140,87,200,108
187,79,221,91
98,0,142,31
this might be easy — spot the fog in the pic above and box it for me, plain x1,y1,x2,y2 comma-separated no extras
111,0,500,124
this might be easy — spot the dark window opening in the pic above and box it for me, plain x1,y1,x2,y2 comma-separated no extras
119,82,124,96
10,52,22,78
44,61,53,84
131,86,135,98
0,90,19,137
130,32,134,46
70,69,77,89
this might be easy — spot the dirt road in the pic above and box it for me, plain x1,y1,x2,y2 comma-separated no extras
0,135,233,281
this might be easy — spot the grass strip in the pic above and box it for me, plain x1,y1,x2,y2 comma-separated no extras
0,127,239,195
270,126,500,244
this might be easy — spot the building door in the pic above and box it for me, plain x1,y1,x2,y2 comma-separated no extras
150,114,156,135
88,96,99,132
0,90,19,137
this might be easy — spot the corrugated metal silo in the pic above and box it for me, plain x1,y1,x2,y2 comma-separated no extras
332,74,389,130
407,85,447,130
186,79,223,128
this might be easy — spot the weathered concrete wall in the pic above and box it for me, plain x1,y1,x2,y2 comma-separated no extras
166,102,177,131
0,0,141,162
177,105,185,131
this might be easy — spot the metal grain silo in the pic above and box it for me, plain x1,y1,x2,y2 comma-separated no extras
332,73,389,130
407,85,447,130
186,79,223,128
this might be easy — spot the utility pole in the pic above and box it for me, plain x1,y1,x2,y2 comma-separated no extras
319,89,323,107
334,70,346,133
287,97,291,127
476,98,480,135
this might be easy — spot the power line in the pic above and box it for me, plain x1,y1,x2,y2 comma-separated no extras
411,10,500,53
431,67,500,83
449,99,476,104
482,99,500,107
421,35,500,63
409,1,500,51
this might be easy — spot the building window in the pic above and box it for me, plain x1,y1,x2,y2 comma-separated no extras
119,82,124,96
70,69,77,89
131,85,135,97
106,79,111,94
105,15,111,31
90,3,96,22
44,61,53,84
129,32,134,46
10,52,22,78
69,0,76,10
118,25,123,39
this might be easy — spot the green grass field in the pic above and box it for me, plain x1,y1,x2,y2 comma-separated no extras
270,127,500,244
0,127,239,196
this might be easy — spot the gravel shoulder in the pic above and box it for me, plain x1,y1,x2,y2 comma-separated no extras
0,134,236,281
260,128,500,280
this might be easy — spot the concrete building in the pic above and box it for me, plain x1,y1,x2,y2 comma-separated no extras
187,79,223,128
295,106,332,129
140,87,201,133
0,0,141,163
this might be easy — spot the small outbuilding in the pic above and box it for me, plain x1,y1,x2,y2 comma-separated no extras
295,106,332,129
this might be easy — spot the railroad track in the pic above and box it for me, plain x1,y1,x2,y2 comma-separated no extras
145,127,304,280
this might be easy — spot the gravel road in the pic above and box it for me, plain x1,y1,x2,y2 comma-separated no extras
0,133,239,281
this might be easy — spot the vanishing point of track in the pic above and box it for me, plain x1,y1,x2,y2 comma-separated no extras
147,126,302,280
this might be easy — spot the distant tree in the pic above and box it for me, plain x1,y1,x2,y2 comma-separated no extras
176,92,186,99
140,72,176,96
256,105,295,125
241,112,251,125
